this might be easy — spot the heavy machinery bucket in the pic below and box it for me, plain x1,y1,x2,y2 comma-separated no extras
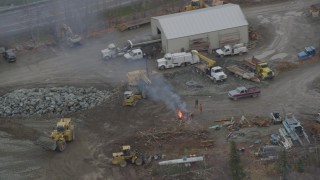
35,136,57,151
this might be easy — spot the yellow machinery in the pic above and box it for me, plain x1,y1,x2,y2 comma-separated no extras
123,70,152,106
49,118,75,152
243,57,274,80
191,50,216,68
61,24,82,46
122,91,142,106
112,145,143,167
184,0,208,11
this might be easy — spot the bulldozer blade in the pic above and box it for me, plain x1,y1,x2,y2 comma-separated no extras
35,136,57,151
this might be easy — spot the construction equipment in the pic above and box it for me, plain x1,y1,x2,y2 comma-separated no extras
226,65,260,83
112,145,144,167
192,50,227,83
61,24,82,47
123,70,152,106
243,56,274,80
122,91,142,106
184,0,208,11
37,118,75,152
215,43,248,57
157,51,200,70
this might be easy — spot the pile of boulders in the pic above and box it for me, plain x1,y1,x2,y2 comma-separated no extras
0,86,111,117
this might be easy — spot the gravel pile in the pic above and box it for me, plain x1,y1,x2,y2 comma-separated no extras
0,86,110,117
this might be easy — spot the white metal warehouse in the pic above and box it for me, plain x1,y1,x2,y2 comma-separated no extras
151,4,248,53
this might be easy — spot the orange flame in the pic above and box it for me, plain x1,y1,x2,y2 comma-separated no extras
178,110,183,119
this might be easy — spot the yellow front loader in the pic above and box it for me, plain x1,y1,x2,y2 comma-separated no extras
112,145,144,167
37,118,75,152
122,91,142,106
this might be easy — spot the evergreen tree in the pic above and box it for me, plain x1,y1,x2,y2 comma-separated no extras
229,141,245,180
278,150,289,179
297,158,304,173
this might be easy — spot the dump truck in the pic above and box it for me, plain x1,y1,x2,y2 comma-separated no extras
215,43,248,57
242,56,274,80
123,70,152,106
37,118,75,152
61,24,82,47
228,86,261,100
226,65,260,83
116,17,150,32
191,50,227,83
157,51,200,70
112,145,144,167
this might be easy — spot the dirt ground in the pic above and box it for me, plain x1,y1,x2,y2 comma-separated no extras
1,0,320,180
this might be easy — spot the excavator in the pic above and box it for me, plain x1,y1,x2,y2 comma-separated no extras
184,0,208,11
122,70,152,106
61,24,82,47
37,118,75,152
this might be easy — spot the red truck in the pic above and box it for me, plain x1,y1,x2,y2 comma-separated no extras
228,86,261,100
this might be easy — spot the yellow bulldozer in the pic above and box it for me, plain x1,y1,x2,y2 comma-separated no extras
112,145,144,167
37,118,75,152
123,70,152,106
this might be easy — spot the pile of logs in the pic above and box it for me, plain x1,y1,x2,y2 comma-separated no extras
138,127,209,146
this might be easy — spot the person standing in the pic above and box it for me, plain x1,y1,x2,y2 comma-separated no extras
195,99,198,108
199,103,203,112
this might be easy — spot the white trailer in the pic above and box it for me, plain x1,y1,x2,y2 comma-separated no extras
215,43,248,57
157,52,200,70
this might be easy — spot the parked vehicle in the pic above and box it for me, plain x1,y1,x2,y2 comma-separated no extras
215,43,248,57
242,56,274,80
100,35,160,60
297,46,316,60
124,49,146,60
101,43,126,60
226,65,260,83
157,51,200,70
270,112,282,124
2,49,16,62
228,86,261,100
192,50,227,83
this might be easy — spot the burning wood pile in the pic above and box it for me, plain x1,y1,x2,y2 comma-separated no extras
138,127,208,147
176,109,193,122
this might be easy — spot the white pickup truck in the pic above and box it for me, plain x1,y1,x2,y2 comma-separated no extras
124,49,146,60
215,43,248,57
157,52,200,70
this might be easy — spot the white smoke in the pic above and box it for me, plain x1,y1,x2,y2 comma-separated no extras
147,74,186,111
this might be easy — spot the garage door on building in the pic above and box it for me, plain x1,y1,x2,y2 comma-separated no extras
219,32,240,47
189,37,210,52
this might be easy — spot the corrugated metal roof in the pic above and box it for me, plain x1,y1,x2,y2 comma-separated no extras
152,4,248,40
